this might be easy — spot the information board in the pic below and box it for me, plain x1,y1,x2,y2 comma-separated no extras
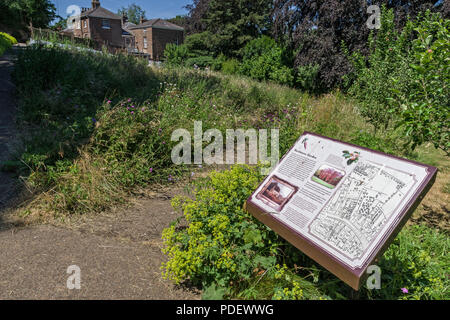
246,132,437,290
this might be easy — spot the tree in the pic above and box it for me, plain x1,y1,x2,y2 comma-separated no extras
118,3,146,25
272,0,445,91
50,15,67,31
1,0,56,28
184,0,273,57
167,15,189,30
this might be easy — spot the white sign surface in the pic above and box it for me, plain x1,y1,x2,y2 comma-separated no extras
250,133,430,269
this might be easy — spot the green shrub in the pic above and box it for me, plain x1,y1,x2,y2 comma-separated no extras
392,11,449,153
347,7,415,131
161,165,322,299
184,55,215,69
221,58,240,75
162,165,449,300
295,64,320,93
185,32,213,57
348,8,449,153
240,36,294,86
0,32,17,56
164,43,189,66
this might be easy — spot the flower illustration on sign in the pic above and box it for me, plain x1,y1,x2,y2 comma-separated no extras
301,138,308,150
342,150,360,165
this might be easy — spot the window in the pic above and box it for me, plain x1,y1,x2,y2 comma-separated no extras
76,20,80,29
143,37,148,49
102,19,110,29
83,20,87,29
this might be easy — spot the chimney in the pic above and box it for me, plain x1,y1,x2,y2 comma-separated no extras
122,13,128,25
139,16,146,25
92,0,100,9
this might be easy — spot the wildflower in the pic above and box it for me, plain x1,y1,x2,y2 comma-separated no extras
141,107,145,112
127,107,130,110
92,118,97,123
427,49,433,53
168,175,173,182
191,172,195,177
131,111,135,114
401,288,409,294
149,168,153,173
127,98,132,102
162,141,166,144
107,100,111,104
131,105,135,108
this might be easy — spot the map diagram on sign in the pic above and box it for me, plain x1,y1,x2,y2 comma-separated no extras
308,161,416,261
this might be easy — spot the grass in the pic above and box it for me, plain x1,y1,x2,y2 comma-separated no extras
7,44,449,299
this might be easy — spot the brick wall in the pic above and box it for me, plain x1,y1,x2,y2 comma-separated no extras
131,27,184,60
88,17,123,47
133,28,153,56
151,28,184,61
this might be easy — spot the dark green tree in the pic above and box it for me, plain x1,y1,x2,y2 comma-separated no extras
1,0,56,28
118,3,146,25
185,0,273,57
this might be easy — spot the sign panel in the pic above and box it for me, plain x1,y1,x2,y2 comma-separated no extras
246,132,437,290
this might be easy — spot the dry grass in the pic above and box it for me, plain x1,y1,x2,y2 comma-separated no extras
410,146,450,232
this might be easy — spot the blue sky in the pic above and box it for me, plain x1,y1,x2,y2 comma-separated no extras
51,0,191,20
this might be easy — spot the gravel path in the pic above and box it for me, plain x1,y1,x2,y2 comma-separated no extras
0,46,198,300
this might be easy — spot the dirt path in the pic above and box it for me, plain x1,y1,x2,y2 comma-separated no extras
0,47,199,300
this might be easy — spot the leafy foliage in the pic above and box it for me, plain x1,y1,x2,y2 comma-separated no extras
240,36,294,85
0,32,17,56
184,0,273,57
162,165,449,300
0,0,56,28
272,0,446,91
164,43,189,66
348,8,449,153
393,11,449,153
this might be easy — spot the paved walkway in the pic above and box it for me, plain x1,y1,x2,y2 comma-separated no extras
0,47,198,299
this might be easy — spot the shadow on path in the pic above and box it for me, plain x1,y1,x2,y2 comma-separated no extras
0,46,26,229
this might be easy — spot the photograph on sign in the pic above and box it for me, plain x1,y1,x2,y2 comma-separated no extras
256,176,298,212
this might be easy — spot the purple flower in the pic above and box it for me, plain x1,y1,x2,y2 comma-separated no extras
107,100,111,104
131,105,135,108
127,98,132,102
401,288,409,294
162,141,166,144
149,168,153,173
168,175,173,182
191,172,195,177
92,118,97,123
131,111,135,114
141,107,145,112
127,107,130,110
